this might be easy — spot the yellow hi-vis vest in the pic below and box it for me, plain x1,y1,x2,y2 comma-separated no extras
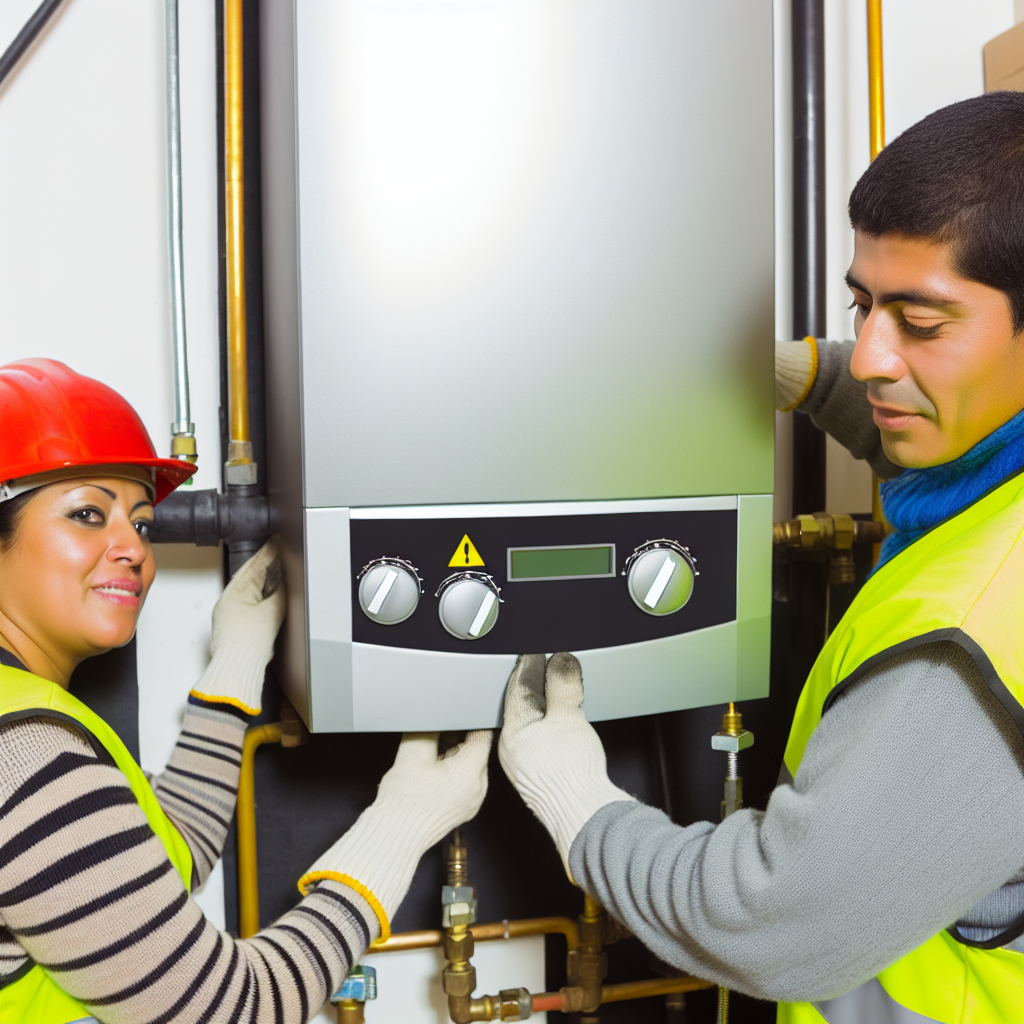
777,471,1024,1024
0,664,193,1024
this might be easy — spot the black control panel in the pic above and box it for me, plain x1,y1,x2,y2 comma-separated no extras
350,509,737,654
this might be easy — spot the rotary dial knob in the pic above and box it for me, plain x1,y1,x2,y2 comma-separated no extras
623,539,697,616
435,572,502,640
357,557,423,625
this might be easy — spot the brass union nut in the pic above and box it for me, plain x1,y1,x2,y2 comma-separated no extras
444,931,475,962
498,988,532,1021
443,967,477,998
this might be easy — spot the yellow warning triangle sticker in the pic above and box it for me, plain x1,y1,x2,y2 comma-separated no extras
449,534,486,567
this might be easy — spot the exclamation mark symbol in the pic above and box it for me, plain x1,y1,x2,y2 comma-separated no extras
448,535,483,568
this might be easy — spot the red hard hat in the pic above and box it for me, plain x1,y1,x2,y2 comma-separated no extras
0,359,196,504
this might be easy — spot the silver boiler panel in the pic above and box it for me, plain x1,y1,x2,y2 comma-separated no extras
261,0,775,732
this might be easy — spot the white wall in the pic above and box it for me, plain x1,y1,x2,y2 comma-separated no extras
0,0,225,925
775,0,1015,519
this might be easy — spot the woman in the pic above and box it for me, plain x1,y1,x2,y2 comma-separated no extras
0,358,492,1024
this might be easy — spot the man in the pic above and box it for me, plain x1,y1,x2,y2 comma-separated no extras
498,91,1024,1023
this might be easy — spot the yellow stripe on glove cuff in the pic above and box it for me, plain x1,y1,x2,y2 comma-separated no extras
188,689,261,716
297,871,391,943
778,335,819,413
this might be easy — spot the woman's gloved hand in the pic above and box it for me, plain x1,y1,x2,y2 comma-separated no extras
299,730,492,940
498,653,633,875
189,538,286,715
776,337,818,411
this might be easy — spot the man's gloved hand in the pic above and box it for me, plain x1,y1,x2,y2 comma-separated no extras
776,337,818,411
498,653,633,874
189,538,286,715
299,730,492,940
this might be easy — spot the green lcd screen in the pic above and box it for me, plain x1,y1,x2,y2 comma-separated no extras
508,545,615,581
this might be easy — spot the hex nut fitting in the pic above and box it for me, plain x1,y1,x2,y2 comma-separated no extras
711,730,754,753
443,966,477,998
442,885,478,927
498,988,532,1021
443,930,475,962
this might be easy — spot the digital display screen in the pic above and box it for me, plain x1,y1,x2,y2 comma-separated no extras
508,544,615,581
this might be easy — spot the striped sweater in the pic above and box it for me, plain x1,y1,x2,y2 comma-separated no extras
0,674,376,1023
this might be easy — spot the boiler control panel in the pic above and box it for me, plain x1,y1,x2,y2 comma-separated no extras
351,509,734,653
299,496,771,733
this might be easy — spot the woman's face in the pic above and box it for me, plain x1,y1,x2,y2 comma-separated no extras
0,477,156,684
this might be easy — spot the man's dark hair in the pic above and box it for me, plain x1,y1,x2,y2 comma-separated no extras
849,91,1024,331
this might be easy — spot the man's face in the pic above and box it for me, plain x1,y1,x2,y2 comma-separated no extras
848,230,1024,468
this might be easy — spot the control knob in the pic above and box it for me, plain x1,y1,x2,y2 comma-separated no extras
357,557,423,625
435,572,502,640
623,539,697,616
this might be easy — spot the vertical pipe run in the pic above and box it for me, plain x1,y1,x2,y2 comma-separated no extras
224,0,253,470
165,0,197,466
866,0,885,162
237,723,281,938
791,0,827,515
866,0,886,561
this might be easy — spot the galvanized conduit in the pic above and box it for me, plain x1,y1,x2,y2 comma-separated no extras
165,0,197,467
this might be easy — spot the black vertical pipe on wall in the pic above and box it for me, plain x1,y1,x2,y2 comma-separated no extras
215,0,269,576
791,0,827,515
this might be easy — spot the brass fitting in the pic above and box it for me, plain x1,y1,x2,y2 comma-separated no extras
331,965,376,1022
569,894,608,1014
444,929,475,963
462,990,532,1022
170,432,198,464
829,549,856,586
448,830,469,888
336,1000,365,1024
720,703,742,736
773,513,885,549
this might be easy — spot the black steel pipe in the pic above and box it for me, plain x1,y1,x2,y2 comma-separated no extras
791,0,827,515
0,0,69,89
151,487,270,555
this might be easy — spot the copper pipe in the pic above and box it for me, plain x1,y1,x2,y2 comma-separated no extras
474,917,578,951
866,0,885,161
866,0,887,564
531,974,714,1012
601,976,715,1003
370,917,579,954
370,929,444,953
530,993,566,1012
237,723,281,938
224,0,251,460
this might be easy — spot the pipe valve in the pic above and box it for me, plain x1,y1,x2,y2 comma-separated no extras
331,965,377,1024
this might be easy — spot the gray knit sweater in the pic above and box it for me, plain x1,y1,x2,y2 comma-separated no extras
568,343,1024,1002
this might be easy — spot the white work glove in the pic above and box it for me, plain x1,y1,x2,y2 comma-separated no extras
299,731,492,940
776,337,818,411
189,538,286,715
498,653,633,875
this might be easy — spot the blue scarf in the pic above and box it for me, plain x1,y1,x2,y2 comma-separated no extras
877,406,1024,571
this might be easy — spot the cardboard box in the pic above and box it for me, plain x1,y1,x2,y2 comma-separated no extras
984,20,1024,92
